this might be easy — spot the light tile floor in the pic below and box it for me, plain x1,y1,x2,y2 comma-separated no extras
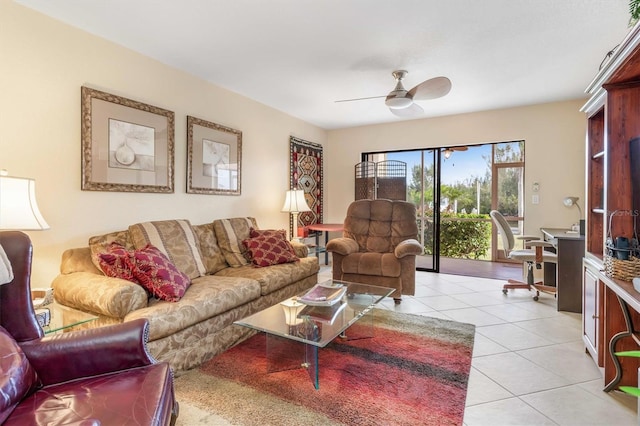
320,266,639,426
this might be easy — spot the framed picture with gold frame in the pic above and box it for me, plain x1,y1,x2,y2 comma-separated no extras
81,86,175,193
187,115,242,195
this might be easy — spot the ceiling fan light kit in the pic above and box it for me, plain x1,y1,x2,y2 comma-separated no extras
337,69,452,117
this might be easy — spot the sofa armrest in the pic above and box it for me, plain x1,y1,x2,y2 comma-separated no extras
52,272,148,318
394,239,423,258
20,319,156,386
290,240,309,258
326,238,359,256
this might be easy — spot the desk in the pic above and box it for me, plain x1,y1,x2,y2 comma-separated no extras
306,223,343,265
541,228,585,313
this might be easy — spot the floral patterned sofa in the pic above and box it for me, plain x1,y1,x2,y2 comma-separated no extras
51,217,319,373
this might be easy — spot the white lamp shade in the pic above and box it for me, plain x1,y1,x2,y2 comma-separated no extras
0,175,50,230
281,189,311,213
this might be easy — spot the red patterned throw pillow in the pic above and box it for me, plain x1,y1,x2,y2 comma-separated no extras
242,233,299,267
249,227,287,239
132,245,191,302
97,242,139,283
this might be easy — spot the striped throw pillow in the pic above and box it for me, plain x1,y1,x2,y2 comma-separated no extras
212,217,258,267
129,219,206,279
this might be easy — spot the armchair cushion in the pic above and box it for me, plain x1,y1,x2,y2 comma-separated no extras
325,238,359,256
0,326,39,424
341,252,402,277
394,239,423,258
5,362,172,426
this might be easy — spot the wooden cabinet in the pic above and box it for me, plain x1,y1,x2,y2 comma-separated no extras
582,22,640,390
582,259,603,366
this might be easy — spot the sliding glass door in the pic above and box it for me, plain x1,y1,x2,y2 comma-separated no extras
363,141,524,272
363,149,440,271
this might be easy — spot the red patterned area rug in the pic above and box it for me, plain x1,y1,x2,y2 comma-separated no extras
174,310,475,426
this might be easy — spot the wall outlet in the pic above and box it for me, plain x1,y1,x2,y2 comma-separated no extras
532,194,540,204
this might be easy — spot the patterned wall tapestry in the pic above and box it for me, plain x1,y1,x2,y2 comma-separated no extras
289,136,323,236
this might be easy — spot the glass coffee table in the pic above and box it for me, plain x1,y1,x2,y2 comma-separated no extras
35,302,98,334
234,280,394,389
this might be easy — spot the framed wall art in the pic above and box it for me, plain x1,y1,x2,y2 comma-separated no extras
81,86,175,193
187,115,242,195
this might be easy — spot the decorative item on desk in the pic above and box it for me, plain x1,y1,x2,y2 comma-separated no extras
281,189,311,242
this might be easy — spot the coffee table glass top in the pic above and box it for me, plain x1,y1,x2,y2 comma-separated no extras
234,280,394,347
36,303,99,334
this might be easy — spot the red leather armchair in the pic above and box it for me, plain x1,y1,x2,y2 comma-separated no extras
0,231,178,425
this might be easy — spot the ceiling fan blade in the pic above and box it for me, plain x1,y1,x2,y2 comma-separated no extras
334,95,386,103
453,146,468,151
390,102,424,117
409,76,452,100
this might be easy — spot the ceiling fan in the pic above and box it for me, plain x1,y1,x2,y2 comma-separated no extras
442,146,467,159
335,70,451,117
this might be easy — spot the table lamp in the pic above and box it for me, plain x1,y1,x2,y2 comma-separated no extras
563,196,584,235
281,189,311,241
0,171,50,231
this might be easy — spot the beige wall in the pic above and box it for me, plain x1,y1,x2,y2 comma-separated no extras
1,2,588,287
0,3,327,285
325,100,587,236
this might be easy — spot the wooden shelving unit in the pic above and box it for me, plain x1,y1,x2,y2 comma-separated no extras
581,21,640,390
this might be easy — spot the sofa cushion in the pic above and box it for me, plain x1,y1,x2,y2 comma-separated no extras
125,275,261,341
243,234,299,267
213,217,258,267
191,223,228,274
89,230,134,272
0,326,39,424
215,256,319,295
96,243,139,283
129,220,206,279
132,245,191,302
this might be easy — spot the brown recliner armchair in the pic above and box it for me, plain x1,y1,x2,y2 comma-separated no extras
326,199,423,304
0,231,179,425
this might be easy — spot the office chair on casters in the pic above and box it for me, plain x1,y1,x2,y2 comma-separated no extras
490,210,558,301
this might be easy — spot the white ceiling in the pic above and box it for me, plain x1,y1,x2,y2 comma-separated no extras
16,0,633,130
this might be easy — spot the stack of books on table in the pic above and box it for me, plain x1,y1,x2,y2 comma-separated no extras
298,282,346,306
